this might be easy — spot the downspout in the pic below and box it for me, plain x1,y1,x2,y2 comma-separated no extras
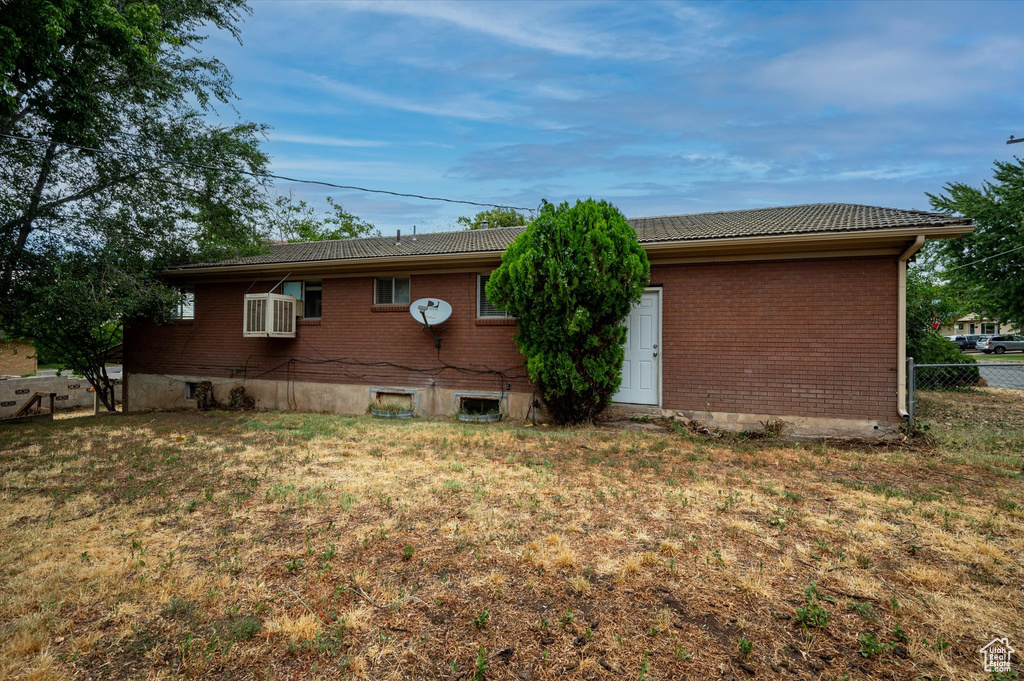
897,235,926,417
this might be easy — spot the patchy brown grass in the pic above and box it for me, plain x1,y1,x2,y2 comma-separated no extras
1,400,1022,680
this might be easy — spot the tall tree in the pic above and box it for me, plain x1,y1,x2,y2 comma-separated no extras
1,0,270,408
486,199,649,424
271,194,379,242
456,206,530,230
927,158,1024,328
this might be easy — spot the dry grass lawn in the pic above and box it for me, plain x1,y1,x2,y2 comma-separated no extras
1,391,1022,680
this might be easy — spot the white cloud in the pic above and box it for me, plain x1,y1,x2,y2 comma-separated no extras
307,74,517,122
755,28,1024,109
338,0,611,58
270,133,390,148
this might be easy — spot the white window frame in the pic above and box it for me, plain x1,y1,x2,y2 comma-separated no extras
477,274,512,319
171,286,195,320
243,293,296,338
374,277,410,305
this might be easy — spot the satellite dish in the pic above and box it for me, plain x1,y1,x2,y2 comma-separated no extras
410,298,452,326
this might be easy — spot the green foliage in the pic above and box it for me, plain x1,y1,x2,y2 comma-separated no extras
486,199,650,424
857,632,896,658
1,0,270,403
19,251,179,410
272,194,379,242
472,609,489,629
928,158,1024,328
456,206,530,230
906,264,978,384
795,583,831,628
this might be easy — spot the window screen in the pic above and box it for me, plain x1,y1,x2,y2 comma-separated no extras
374,277,410,304
478,275,510,318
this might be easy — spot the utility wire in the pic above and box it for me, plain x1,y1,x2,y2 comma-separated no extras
0,133,535,213
943,244,1024,273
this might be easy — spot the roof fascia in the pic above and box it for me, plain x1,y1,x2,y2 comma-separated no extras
166,223,972,280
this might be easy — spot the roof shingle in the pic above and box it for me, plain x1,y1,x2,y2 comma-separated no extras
172,203,969,270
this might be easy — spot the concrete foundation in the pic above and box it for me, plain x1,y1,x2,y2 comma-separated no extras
669,408,902,440
127,373,535,420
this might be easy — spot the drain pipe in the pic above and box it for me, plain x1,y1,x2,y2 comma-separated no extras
897,235,925,417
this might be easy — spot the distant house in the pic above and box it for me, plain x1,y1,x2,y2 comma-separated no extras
124,203,972,438
939,314,1019,337
0,338,37,377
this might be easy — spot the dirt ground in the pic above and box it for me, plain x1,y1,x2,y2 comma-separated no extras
1,392,1022,680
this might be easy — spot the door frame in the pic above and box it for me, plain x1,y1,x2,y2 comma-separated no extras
650,286,663,408
614,286,663,408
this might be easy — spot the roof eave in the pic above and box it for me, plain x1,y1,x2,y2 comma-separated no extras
165,222,973,279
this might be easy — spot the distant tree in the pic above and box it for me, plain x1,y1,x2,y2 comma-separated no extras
927,158,1024,328
486,199,649,424
271,195,379,242
456,207,530,230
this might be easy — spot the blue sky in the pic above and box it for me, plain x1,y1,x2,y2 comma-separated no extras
208,0,1024,234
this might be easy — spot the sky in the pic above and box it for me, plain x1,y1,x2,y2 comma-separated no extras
207,0,1024,234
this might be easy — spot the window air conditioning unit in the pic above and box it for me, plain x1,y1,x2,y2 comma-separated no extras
243,293,296,338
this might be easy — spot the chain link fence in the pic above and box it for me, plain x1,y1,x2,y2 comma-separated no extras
907,358,1024,431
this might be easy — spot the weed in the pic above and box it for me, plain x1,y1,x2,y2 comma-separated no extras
162,596,196,618
473,647,488,681
858,632,896,658
403,545,414,561
473,609,490,629
738,637,753,659
849,601,875,621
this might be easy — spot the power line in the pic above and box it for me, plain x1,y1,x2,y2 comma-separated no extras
944,243,1024,272
0,133,535,213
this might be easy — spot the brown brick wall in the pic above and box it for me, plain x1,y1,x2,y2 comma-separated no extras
652,256,898,421
0,341,37,376
124,273,530,398
125,256,899,422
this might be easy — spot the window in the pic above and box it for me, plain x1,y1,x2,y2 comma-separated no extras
477,274,511,318
303,281,322,318
281,280,322,319
171,286,195,320
957,323,964,331
374,277,410,305
982,323,999,335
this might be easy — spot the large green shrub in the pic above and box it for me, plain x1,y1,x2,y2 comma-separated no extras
486,199,650,424
905,265,978,389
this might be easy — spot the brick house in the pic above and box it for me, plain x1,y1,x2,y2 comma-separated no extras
124,203,972,437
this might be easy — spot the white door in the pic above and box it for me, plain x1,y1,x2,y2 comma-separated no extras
613,289,660,405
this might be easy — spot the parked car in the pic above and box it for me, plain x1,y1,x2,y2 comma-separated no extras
947,335,971,350
947,334,984,350
977,335,1024,354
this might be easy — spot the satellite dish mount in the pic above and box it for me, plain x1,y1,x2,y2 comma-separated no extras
410,298,453,349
